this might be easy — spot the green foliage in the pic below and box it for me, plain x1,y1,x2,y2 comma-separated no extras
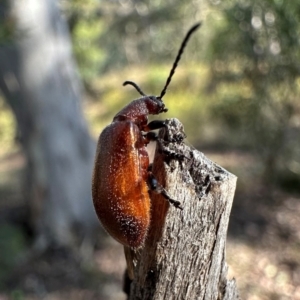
70,0,299,188
62,0,203,84
63,0,106,82
10,290,25,300
0,99,16,155
0,224,27,289
0,0,15,44
206,0,300,183
0,0,299,189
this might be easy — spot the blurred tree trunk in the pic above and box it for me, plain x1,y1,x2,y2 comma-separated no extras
0,0,98,248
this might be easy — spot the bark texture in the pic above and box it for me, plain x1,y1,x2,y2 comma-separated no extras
0,0,97,247
127,118,239,300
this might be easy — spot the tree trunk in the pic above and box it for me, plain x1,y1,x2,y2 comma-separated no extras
0,0,97,248
126,119,239,299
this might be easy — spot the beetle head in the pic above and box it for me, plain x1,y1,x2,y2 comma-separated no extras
122,81,167,115
147,95,168,114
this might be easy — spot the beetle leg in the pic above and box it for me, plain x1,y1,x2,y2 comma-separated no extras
143,131,158,144
143,120,166,132
148,173,183,210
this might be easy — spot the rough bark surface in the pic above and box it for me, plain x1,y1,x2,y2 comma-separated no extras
0,0,97,247
128,118,239,300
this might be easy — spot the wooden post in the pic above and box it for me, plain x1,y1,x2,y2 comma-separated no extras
126,118,239,300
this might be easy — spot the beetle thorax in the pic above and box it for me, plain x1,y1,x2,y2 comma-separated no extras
113,96,166,126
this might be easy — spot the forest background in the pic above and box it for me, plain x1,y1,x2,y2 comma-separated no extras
0,0,299,299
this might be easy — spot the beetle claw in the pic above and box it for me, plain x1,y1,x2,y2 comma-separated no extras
161,191,183,210
169,198,183,210
149,173,183,210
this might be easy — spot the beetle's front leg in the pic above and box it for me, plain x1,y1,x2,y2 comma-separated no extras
142,120,166,144
148,172,183,210
142,120,166,132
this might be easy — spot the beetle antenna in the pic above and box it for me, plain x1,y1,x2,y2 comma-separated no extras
159,22,201,99
123,81,147,96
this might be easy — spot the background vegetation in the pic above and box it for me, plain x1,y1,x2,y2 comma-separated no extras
0,0,299,299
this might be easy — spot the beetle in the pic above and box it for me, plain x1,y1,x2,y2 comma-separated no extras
92,23,201,248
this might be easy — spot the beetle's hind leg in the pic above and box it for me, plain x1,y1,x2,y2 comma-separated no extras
144,119,183,210
143,131,158,144
148,173,183,210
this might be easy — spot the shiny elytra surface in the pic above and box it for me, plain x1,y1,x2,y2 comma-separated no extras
92,120,150,248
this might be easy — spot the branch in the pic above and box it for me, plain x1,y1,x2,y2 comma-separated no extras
126,118,239,300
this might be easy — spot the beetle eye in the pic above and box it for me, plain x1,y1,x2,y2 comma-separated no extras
158,101,167,112
160,101,168,113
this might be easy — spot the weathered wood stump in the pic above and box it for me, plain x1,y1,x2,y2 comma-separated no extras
125,118,239,300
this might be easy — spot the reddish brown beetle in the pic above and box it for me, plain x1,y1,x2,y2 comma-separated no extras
92,23,200,248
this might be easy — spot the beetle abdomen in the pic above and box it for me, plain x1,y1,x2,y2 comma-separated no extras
92,121,151,247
